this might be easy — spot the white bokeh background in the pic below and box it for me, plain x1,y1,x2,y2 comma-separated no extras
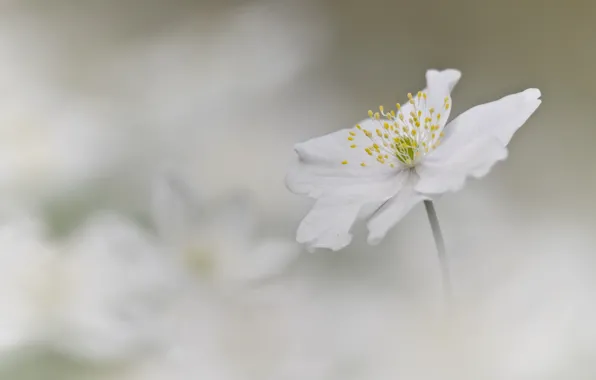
0,0,595,379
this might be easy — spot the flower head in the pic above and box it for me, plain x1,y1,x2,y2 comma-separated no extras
52,213,180,363
151,174,300,288
287,69,541,251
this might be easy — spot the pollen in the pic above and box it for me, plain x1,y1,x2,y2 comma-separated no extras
352,89,449,167
342,160,348,165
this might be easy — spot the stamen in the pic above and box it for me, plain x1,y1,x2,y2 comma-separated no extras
350,90,451,168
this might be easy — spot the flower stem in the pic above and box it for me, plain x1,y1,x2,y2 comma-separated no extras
423,200,452,301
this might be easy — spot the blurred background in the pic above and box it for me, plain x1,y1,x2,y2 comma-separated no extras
0,0,595,379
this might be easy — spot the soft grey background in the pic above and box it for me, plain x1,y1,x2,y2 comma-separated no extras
1,0,595,379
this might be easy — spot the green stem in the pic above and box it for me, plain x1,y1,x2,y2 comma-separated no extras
423,200,452,301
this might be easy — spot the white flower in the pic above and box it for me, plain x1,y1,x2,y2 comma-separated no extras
0,217,57,357
151,174,299,288
287,69,541,250
0,94,126,209
50,213,180,363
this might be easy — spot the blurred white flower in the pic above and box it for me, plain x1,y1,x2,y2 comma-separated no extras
96,293,238,380
50,213,180,363
0,93,126,209
287,69,542,250
91,176,302,380
151,174,299,288
0,217,57,357
0,12,128,208
101,0,326,123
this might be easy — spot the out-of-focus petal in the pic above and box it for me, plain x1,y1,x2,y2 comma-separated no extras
53,213,179,362
224,239,300,283
209,191,258,246
0,217,55,354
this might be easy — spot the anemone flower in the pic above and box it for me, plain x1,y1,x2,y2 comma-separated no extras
287,69,541,253
151,174,299,289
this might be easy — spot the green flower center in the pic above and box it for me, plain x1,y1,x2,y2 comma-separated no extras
394,136,418,165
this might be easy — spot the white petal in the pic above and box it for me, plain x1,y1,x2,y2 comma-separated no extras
424,69,460,128
442,88,541,146
296,197,365,251
416,88,541,194
396,69,461,131
286,119,400,199
367,171,427,245
288,121,407,250
427,68,462,93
